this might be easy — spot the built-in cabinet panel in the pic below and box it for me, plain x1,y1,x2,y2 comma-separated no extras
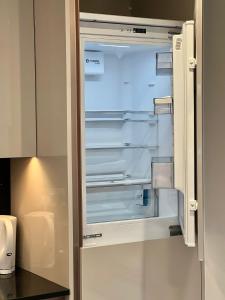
10,0,70,289
34,0,67,157
79,0,194,20
82,237,201,300
131,0,194,20
0,0,36,158
11,157,69,287
204,0,225,299
80,0,132,17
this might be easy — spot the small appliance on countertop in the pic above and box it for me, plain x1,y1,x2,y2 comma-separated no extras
0,216,17,275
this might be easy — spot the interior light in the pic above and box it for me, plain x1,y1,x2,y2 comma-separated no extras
99,44,130,48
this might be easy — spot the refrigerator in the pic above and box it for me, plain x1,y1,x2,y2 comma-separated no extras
79,13,197,249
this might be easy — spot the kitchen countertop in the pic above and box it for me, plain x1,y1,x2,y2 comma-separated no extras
0,268,70,300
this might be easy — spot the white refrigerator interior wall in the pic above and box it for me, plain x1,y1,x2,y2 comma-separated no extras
83,41,178,242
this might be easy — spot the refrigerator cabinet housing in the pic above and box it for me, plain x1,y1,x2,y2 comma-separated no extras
79,13,197,248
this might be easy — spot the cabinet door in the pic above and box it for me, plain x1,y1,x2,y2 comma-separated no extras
0,0,36,158
173,21,197,247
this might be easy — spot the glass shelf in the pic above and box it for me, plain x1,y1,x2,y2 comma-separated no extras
86,178,151,188
86,144,159,150
86,118,125,122
85,110,155,114
85,110,157,124
85,118,158,124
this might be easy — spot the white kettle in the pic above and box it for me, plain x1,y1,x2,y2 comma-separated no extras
0,216,17,274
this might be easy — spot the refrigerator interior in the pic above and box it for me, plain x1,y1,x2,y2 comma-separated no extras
82,40,179,228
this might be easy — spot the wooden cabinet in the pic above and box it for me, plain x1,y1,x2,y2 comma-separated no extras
0,0,36,157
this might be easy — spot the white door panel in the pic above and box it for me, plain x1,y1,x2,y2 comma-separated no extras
173,21,196,247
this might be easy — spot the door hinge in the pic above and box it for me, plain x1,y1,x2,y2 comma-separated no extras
189,200,198,211
188,58,197,69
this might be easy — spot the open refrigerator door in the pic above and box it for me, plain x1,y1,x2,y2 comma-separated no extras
173,21,197,247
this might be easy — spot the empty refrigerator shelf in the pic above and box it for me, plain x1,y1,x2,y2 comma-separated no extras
86,117,125,121
85,110,155,114
86,143,159,150
86,173,126,182
87,212,156,224
86,160,126,175
85,110,157,123
85,118,157,122
85,118,158,124
86,178,151,188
